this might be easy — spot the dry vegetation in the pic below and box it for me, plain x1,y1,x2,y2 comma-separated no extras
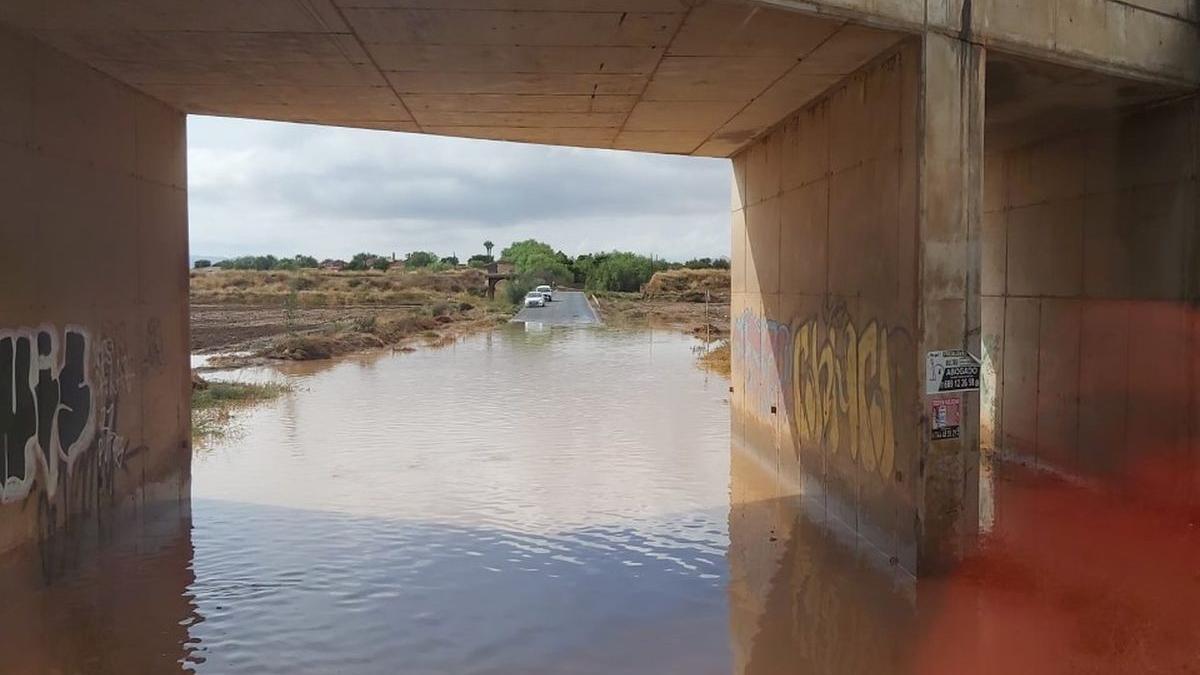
643,268,731,303
191,268,511,366
190,267,486,306
698,341,731,377
190,266,733,375
593,269,731,346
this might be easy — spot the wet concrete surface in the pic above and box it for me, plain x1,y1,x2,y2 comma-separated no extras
512,290,599,325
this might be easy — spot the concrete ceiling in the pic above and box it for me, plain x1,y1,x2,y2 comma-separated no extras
985,52,1187,149
0,0,904,156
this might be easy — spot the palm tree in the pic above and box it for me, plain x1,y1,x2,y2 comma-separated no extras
484,240,494,258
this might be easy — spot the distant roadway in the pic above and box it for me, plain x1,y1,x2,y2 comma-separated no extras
512,290,600,326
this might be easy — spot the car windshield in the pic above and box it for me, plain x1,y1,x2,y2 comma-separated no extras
536,286,551,292
525,292,542,298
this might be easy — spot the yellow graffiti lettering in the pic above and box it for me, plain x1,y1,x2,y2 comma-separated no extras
791,315,896,480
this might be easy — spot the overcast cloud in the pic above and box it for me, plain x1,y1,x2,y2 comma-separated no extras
187,116,732,262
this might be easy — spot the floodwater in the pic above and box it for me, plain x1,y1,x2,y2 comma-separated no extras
4,324,1199,674
0,326,734,674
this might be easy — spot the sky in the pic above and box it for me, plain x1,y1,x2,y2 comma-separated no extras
187,116,732,263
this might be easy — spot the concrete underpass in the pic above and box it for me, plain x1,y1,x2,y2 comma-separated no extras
1,0,1199,659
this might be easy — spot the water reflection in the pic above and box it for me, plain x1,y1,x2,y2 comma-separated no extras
729,444,918,675
0,500,198,674
730,441,1200,675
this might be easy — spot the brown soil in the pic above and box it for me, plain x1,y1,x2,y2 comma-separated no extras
592,294,730,341
190,269,512,368
190,267,733,371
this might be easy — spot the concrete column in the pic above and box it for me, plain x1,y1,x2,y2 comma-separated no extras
915,33,985,572
730,33,984,576
0,25,190,557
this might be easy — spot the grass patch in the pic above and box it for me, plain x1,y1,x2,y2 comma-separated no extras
193,380,291,444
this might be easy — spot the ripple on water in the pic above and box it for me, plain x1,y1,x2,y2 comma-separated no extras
1,327,733,675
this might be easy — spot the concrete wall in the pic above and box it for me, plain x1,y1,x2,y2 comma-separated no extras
982,95,1200,506
732,41,923,570
765,0,1200,86
0,24,190,557
731,34,984,575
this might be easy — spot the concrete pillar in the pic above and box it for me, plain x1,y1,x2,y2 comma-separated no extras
731,33,984,576
915,33,984,572
0,25,190,558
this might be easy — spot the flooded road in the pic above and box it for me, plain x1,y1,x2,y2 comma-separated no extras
1,326,734,674
3,324,1197,674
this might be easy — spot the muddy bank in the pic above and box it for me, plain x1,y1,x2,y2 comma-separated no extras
190,268,513,368
591,294,730,340
589,269,731,341
190,268,732,370
192,303,510,369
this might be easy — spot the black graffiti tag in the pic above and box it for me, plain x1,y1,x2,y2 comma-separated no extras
1,335,35,484
0,329,92,492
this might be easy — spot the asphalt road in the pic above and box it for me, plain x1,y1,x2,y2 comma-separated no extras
512,290,600,325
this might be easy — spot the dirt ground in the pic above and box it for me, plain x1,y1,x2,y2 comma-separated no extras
591,294,730,341
191,304,413,353
189,268,731,371
191,302,510,368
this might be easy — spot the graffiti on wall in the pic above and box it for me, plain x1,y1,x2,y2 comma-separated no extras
734,310,793,423
735,304,902,481
792,306,898,479
0,326,129,507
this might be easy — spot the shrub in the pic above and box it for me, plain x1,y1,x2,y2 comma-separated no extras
585,252,654,292
347,252,388,271
352,314,378,333
405,251,438,268
503,279,533,305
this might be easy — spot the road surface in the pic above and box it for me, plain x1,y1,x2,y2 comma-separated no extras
512,290,600,326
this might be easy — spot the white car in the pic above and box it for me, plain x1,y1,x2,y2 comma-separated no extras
536,285,553,302
524,291,546,308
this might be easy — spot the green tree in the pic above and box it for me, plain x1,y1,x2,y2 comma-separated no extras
467,253,494,268
502,240,572,286
585,251,655,292
215,255,278,270
405,251,438,268
440,255,460,266
484,240,494,257
680,256,729,270
371,257,391,272
572,253,597,285
346,252,379,271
